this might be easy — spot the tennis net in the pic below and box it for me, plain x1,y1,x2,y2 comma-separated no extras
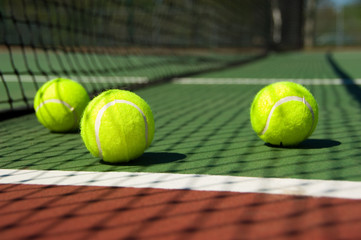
0,0,304,114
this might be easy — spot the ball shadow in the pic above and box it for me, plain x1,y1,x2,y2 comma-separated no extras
50,129,80,134
265,139,341,149
100,152,187,166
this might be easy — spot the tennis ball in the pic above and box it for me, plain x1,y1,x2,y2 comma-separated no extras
34,78,90,132
250,81,318,146
80,89,155,163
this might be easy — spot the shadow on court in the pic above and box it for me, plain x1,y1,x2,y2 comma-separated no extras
296,138,341,149
100,152,187,166
326,52,361,106
266,139,341,149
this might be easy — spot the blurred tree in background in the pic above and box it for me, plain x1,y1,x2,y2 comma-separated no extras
313,0,361,47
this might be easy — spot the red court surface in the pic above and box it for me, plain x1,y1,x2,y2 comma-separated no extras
0,184,360,240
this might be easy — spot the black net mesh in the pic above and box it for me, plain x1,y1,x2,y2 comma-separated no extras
0,0,305,114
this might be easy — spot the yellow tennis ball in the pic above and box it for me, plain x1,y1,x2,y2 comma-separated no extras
250,81,318,146
34,78,90,132
80,89,155,163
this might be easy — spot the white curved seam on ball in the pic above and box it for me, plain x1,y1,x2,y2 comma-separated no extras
260,96,315,136
95,100,149,159
35,99,78,125
36,99,74,112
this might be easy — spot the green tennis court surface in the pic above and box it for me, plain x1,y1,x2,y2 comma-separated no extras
3,1,361,239
2,47,361,240
1,51,361,182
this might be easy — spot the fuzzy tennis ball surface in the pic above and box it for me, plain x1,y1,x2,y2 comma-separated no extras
80,89,155,163
34,78,90,132
250,81,318,146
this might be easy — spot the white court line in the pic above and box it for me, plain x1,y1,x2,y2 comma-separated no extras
2,75,149,84
173,78,361,85
1,169,361,199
